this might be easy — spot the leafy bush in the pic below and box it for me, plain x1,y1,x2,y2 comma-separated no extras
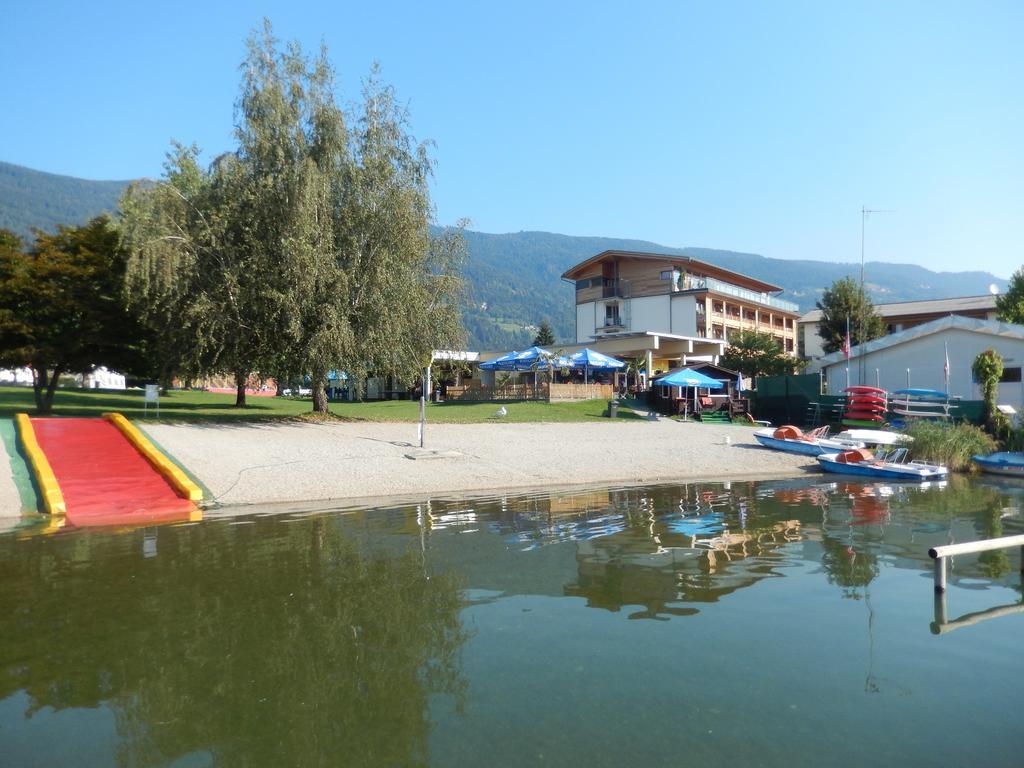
903,420,996,472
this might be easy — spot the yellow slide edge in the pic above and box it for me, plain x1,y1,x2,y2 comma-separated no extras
14,413,67,517
103,413,204,502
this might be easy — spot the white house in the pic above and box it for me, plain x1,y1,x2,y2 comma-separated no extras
818,315,1024,408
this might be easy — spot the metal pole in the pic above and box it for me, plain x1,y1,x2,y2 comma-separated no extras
934,557,947,593
418,367,427,448
860,207,866,386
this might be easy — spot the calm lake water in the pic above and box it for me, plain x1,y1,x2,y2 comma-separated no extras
2,476,1023,767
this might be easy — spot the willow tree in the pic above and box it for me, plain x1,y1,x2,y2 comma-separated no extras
328,69,465,410
120,143,281,405
122,22,464,412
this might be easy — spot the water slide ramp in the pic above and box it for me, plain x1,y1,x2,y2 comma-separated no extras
18,415,202,528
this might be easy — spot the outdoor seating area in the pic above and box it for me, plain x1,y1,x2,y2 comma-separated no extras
464,346,625,402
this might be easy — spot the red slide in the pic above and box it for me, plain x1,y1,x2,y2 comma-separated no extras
30,418,197,527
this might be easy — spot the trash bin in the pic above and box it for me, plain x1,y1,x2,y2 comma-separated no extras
608,400,619,418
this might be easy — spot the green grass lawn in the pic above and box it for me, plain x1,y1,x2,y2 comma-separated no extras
0,385,643,424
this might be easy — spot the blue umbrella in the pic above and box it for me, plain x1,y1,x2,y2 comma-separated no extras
653,368,724,388
568,348,625,384
479,346,570,371
654,368,724,418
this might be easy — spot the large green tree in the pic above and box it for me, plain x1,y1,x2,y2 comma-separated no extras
995,267,1024,324
0,218,150,413
121,22,464,412
815,276,886,354
720,329,805,379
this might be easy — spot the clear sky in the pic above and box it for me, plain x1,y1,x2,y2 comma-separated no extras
2,1,1021,276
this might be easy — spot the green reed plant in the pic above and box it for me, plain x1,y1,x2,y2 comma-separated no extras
903,420,996,472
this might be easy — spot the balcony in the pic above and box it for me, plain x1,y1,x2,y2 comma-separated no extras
686,277,799,313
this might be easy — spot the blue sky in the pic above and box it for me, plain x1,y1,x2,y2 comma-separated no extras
3,1,1021,276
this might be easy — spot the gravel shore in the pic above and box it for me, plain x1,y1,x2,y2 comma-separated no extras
139,419,814,508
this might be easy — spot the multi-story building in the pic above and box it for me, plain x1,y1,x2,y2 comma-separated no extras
798,294,999,363
562,249,801,353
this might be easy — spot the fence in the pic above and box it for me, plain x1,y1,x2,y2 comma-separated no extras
446,382,613,402
751,373,986,428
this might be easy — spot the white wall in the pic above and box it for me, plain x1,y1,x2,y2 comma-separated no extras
823,328,1024,408
671,295,698,336
576,302,596,343
629,295,671,335
800,321,826,360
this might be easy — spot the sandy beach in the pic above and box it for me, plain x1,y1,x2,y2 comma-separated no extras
133,419,814,508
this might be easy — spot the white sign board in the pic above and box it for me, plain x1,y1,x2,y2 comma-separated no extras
144,384,160,403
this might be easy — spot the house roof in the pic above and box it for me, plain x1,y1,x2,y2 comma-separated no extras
561,250,783,293
799,294,997,324
817,315,1024,368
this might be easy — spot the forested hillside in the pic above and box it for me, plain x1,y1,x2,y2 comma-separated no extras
0,161,128,242
0,161,1009,350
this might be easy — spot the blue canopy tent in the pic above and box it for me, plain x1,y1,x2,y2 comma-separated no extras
653,367,724,419
568,348,625,384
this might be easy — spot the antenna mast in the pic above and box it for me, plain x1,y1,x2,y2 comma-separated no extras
859,207,894,385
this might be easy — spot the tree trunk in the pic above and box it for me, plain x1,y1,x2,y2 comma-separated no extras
234,371,248,407
32,366,62,415
32,367,48,414
311,369,328,413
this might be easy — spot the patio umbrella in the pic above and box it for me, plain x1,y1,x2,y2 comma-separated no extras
653,367,724,419
478,347,571,392
653,368,724,388
479,346,570,371
568,348,625,384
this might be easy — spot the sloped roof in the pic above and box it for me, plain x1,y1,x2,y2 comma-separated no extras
818,315,1024,368
800,294,997,323
561,250,783,293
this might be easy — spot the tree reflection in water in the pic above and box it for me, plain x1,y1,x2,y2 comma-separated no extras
0,515,467,767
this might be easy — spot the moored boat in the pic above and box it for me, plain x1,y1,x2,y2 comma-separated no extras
970,452,1024,477
817,447,947,481
834,429,912,448
754,425,864,456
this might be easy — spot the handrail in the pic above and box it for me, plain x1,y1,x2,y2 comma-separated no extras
929,534,1024,592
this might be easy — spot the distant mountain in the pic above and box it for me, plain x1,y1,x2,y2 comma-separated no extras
0,161,129,242
457,230,1008,350
0,160,1009,350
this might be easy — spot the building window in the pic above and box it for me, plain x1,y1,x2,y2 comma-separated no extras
971,367,1022,384
604,304,621,327
575,277,602,290
712,301,724,314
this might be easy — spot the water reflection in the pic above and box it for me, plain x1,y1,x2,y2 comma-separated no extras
0,517,467,767
2,476,1023,766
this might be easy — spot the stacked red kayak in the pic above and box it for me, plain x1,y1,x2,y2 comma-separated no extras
842,386,887,425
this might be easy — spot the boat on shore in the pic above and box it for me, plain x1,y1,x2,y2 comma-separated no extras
970,452,1024,477
817,447,947,481
754,425,865,456
834,428,912,448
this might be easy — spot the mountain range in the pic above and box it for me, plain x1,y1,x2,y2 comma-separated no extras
0,160,1009,350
